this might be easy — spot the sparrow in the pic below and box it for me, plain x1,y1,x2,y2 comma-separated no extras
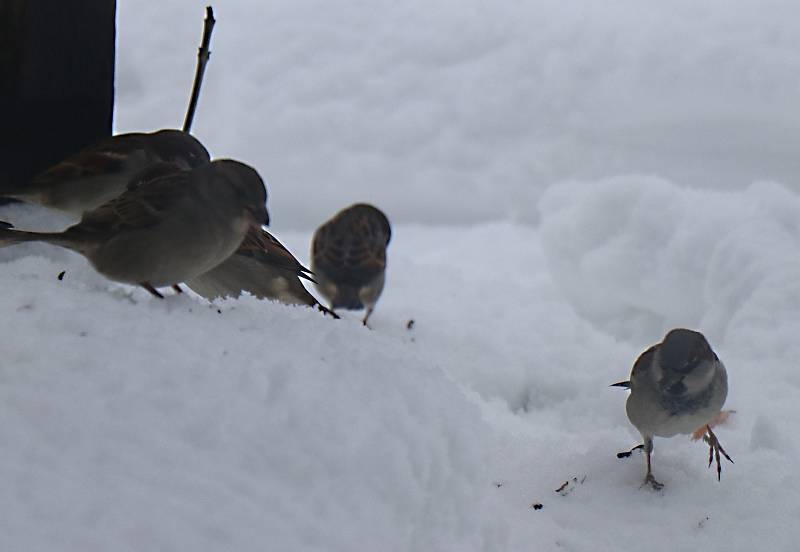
3,129,210,216
186,226,338,317
311,203,391,326
613,328,732,489
0,159,268,297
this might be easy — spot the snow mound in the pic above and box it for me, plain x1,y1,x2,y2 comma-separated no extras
0,231,500,551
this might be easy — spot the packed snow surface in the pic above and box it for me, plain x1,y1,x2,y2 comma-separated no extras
3,1,800,550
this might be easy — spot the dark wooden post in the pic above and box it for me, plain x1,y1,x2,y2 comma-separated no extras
0,0,116,193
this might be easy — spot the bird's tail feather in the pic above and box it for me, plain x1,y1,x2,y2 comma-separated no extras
316,302,340,319
0,225,80,252
331,286,364,310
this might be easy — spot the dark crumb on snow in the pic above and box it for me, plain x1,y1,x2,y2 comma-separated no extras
57,271,65,281
531,503,544,510
406,319,415,330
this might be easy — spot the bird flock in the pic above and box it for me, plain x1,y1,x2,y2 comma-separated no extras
0,129,390,322
1,129,731,490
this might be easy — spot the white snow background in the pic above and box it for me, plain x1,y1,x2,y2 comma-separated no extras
2,1,800,550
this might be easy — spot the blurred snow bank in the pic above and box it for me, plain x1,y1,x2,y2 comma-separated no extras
540,177,800,352
118,0,800,229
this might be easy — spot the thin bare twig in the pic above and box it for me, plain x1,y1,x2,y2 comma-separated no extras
183,6,216,133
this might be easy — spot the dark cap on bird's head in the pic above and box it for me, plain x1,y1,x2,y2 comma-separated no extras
148,129,211,169
660,328,713,373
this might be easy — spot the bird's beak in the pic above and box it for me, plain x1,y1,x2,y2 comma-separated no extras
245,206,270,227
610,381,631,389
256,206,270,226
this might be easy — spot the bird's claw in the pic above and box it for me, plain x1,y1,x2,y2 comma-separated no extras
617,444,644,459
642,473,664,490
702,425,733,481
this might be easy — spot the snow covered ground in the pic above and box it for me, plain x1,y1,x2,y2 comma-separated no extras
3,1,800,550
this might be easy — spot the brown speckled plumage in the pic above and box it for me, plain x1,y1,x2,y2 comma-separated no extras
311,203,391,325
187,226,337,318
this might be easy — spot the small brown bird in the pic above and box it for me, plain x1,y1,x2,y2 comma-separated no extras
4,129,210,216
613,328,732,489
187,226,338,317
311,203,391,326
0,159,267,297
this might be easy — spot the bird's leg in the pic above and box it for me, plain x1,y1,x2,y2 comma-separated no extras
702,425,734,481
617,443,645,459
362,306,374,328
691,410,735,440
140,282,164,299
172,284,184,294
642,437,664,490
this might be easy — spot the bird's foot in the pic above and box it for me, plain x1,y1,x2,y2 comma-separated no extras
691,410,735,440
702,425,734,481
642,473,664,491
617,444,644,459
172,284,184,294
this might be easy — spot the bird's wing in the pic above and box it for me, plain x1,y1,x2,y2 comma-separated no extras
630,344,658,381
126,162,187,191
31,133,148,186
238,227,316,282
76,170,191,234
